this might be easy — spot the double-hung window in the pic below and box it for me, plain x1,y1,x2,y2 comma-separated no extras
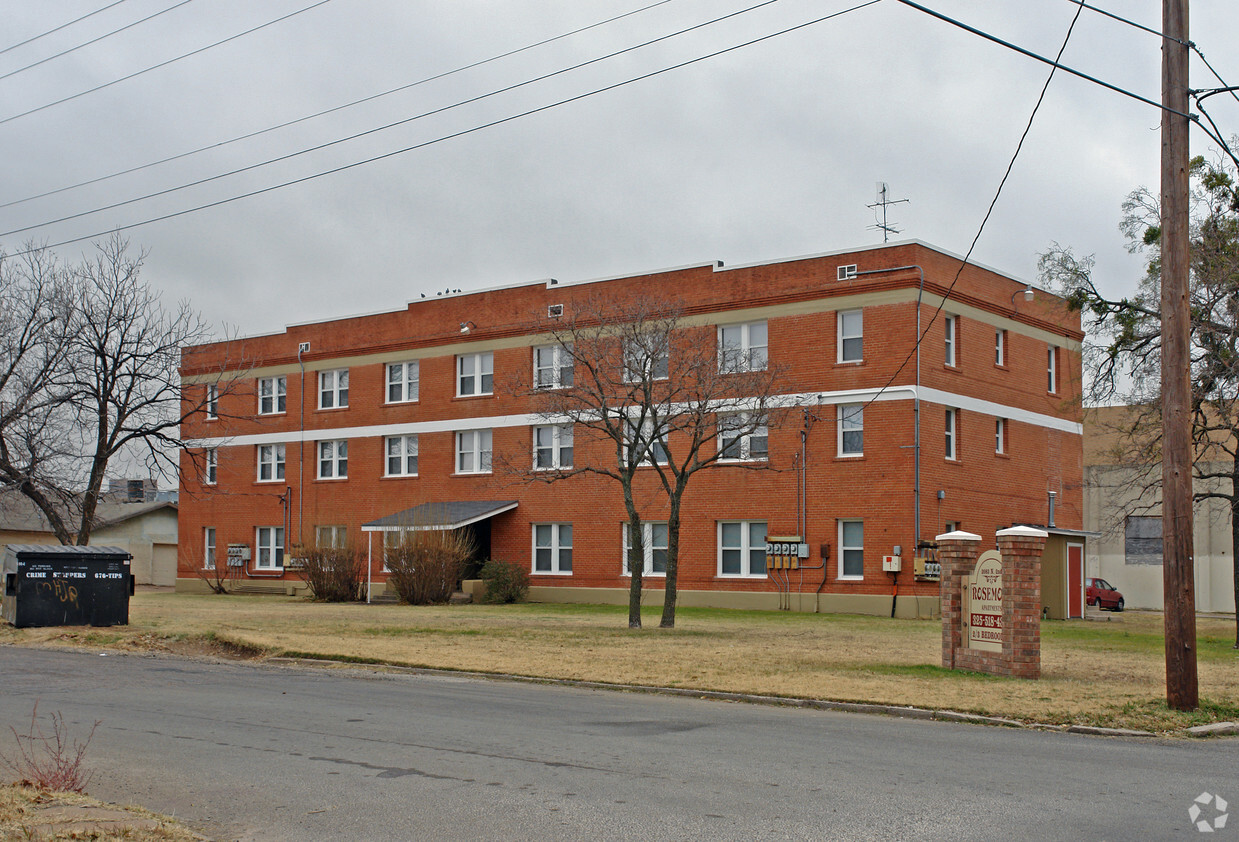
205,448,217,485
838,404,863,456
944,315,958,367
623,336,669,382
718,413,768,461
318,440,348,479
533,523,573,574
995,329,1006,366
718,321,768,373
838,310,863,363
319,369,348,409
257,376,286,415
457,352,494,396
315,525,347,549
623,522,668,576
456,429,492,474
838,520,864,579
718,521,767,577
533,424,573,470
945,408,958,460
626,417,668,465
257,444,285,482
206,384,218,419
1047,345,1058,393
387,361,419,403
534,344,573,389
385,434,418,476
203,527,216,569
996,417,1007,454
256,526,284,569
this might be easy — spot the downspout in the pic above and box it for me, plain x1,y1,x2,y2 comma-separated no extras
297,343,307,546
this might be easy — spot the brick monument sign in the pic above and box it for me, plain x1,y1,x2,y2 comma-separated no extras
938,526,1047,679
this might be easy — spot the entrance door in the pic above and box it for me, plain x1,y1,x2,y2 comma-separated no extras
1067,542,1084,618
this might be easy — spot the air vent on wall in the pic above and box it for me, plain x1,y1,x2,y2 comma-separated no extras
837,264,858,281
547,304,564,318
298,342,310,353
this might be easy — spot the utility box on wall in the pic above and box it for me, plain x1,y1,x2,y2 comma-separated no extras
2,545,134,628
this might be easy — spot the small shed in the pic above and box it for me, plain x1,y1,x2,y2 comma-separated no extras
2,545,134,628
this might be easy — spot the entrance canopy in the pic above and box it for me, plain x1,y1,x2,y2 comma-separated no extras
361,500,518,533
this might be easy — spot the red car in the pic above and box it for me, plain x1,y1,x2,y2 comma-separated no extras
1087,577,1125,611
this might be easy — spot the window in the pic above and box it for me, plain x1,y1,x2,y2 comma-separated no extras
839,519,864,579
626,417,668,465
838,404,863,457
456,429,492,473
718,521,767,577
385,435,418,476
944,408,958,460
995,329,1006,366
718,321,768,373
206,384,218,419
838,309,863,362
382,530,412,570
534,344,573,389
318,369,348,409
718,413,768,461
205,448,217,485
534,424,573,470
623,522,668,576
315,525,347,549
203,527,216,569
257,444,285,482
533,523,572,574
1124,516,1163,565
256,526,284,569
995,417,1006,454
386,361,419,403
1047,345,1058,393
257,376,286,415
944,314,957,367
457,352,494,396
623,336,669,381
318,440,348,479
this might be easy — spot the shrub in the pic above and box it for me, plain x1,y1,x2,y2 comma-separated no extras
479,559,530,604
2,703,98,792
294,544,364,602
384,528,474,605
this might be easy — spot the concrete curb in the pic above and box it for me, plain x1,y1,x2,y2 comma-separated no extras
1065,725,1158,738
1186,722,1239,738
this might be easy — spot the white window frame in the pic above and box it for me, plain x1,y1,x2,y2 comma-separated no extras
206,384,218,419
255,526,284,569
318,369,349,409
623,337,669,382
944,314,957,367
382,529,412,571
317,439,348,479
385,434,418,477
533,344,574,389
838,404,863,457
718,413,768,462
456,429,493,474
838,519,864,580
838,309,863,363
717,520,767,578
622,522,668,577
626,417,669,465
718,321,768,373
945,408,958,461
1047,345,1058,393
204,448,217,485
315,525,348,549
532,523,573,575
996,417,1006,454
533,424,573,470
257,375,286,415
386,360,419,404
257,443,285,482
203,527,216,570
995,329,1006,367
457,352,494,397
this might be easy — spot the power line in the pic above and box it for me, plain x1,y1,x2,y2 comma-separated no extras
1,0,794,238
1065,0,1175,43
0,0,132,57
0,0,198,84
0,0,335,127
9,0,883,255
0,0,672,211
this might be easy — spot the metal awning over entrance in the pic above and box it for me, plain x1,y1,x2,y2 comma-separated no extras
361,500,518,532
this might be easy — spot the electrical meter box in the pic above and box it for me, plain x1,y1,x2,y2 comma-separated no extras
882,555,902,573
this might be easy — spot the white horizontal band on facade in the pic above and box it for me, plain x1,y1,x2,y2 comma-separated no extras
185,386,1079,449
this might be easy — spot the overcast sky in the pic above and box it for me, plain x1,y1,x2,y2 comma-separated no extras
2,0,1236,337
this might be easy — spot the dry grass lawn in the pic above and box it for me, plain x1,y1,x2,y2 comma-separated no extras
3,592,1237,734
0,785,202,841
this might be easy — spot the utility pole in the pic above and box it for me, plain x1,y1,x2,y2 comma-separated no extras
1160,0,1198,710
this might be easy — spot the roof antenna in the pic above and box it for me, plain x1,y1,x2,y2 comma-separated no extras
867,181,909,243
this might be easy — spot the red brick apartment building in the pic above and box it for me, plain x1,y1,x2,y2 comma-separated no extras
178,241,1086,618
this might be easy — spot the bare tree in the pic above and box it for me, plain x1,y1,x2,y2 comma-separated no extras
511,295,786,628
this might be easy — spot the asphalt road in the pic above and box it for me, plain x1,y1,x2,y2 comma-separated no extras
0,647,1234,841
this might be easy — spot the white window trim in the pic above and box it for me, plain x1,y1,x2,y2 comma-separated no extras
257,443,285,482
385,434,419,477
718,321,768,373
838,519,864,580
718,413,768,462
717,520,768,578
995,329,1006,367
318,368,349,410
206,384,218,419
317,439,348,480
623,338,670,382
205,448,217,485
255,526,284,570
626,418,669,466
457,352,494,397
257,375,286,415
532,523,573,575
533,424,573,470
203,527,216,570
533,344,573,389
944,314,957,368
456,429,493,474
945,408,958,461
837,404,863,457
837,309,863,363
622,522,668,577
386,360,419,404
996,417,1006,454
1047,345,1058,393
315,525,348,549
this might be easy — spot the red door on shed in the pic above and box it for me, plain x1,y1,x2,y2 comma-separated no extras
1067,543,1084,618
